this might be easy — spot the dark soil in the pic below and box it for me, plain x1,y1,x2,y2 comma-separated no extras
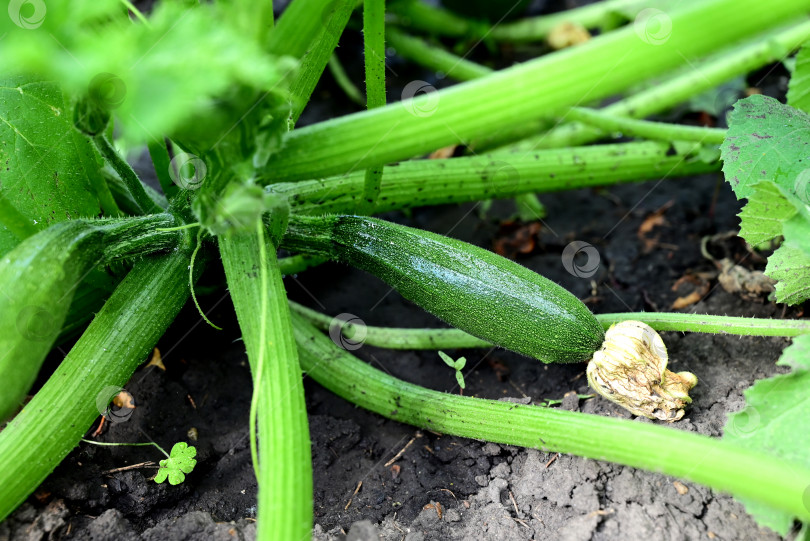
1,2,805,541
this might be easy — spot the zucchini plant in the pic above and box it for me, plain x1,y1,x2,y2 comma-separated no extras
0,0,809,538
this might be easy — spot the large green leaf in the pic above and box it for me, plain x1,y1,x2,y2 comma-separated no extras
0,77,102,231
787,43,810,113
721,94,810,200
737,181,797,245
723,334,810,535
721,95,810,304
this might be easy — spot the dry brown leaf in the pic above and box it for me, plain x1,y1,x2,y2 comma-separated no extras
428,145,458,160
146,347,166,371
547,22,591,50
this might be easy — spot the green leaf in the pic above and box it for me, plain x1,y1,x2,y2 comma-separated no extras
154,442,197,486
455,356,467,370
0,77,102,229
0,1,295,149
438,351,455,369
720,94,810,200
722,334,810,535
455,371,466,389
787,44,810,114
738,182,797,245
765,244,810,305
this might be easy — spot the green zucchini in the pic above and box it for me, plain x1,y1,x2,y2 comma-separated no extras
283,215,605,363
0,214,180,420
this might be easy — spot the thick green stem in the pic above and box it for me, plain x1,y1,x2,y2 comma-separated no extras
261,0,806,181
328,54,365,105
0,250,195,521
290,301,810,350
386,28,492,81
387,0,475,39
564,107,727,145
288,0,356,125
496,18,810,153
219,222,312,541
92,134,164,214
268,141,719,214
360,0,387,214
291,312,810,522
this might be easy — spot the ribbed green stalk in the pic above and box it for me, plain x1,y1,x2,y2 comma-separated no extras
290,301,810,351
564,107,727,145
0,249,194,521
291,312,810,522
267,141,719,214
490,0,645,42
218,222,312,541
360,0,387,214
288,0,356,124
386,28,492,81
92,134,164,214
261,0,807,181
497,18,810,153
387,0,480,39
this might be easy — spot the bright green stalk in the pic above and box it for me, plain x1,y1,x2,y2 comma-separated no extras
292,312,810,522
148,138,179,201
497,18,810,153
0,249,195,521
386,28,492,81
290,300,810,351
328,54,365,105
267,141,719,214
360,0,387,214
387,0,482,39
261,0,807,182
564,107,727,145
278,254,328,275
92,134,164,214
288,0,356,125
268,0,343,59
218,222,312,541
489,0,644,42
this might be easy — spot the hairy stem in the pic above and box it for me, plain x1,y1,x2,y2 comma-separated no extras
292,312,810,523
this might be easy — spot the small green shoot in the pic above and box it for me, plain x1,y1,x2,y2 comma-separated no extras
154,442,198,485
438,351,466,390
80,438,197,485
